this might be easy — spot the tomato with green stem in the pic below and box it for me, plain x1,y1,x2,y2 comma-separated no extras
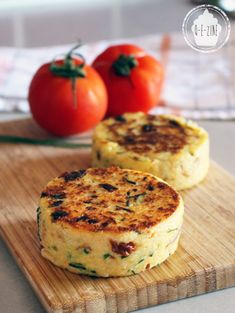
92,44,164,117
28,43,107,137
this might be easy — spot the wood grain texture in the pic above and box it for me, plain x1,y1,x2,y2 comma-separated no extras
0,118,235,313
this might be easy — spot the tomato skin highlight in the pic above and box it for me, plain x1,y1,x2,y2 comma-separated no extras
28,59,107,137
92,44,164,117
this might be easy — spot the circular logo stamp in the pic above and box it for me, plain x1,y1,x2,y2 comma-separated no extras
182,5,230,53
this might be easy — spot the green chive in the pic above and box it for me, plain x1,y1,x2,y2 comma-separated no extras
0,135,91,149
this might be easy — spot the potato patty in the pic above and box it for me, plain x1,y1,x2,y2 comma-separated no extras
92,112,209,190
38,167,184,277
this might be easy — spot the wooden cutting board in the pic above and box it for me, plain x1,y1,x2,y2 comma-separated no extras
0,118,235,313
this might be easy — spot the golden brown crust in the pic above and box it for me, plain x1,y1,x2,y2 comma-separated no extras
40,167,180,233
106,114,195,154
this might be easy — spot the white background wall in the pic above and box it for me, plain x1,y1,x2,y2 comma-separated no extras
0,0,193,47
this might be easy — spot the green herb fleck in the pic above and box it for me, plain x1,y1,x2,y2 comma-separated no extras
131,270,136,275
127,192,146,201
121,255,128,259
83,247,90,254
36,207,40,226
149,253,154,257
51,193,66,199
96,150,101,160
138,258,145,264
69,263,86,270
115,115,126,122
52,245,58,251
167,228,178,233
116,206,133,213
67,252,72,261
36,207,41,241
125,178,136,185
103,253,111,260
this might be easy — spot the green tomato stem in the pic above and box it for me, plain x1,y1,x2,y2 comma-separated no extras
112,54,138,76
49,42,86,108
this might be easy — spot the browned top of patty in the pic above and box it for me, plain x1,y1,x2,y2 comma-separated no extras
39,167,181,233
98,113,200,154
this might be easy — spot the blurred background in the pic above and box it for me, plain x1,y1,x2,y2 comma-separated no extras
0,0,192,47
1,0,235,48
0,0,214,47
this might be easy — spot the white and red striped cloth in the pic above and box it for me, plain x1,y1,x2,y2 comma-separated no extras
0,32,235,119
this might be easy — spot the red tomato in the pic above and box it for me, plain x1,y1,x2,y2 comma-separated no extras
92,44,164,117
29,49,107,136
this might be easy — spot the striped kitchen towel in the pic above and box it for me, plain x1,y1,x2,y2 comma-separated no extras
0,32,234,119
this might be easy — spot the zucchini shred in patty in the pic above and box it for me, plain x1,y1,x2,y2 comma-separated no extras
38,167,184,277
92,112,209,190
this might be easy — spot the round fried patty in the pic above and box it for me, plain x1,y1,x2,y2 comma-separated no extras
40,167,180,233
